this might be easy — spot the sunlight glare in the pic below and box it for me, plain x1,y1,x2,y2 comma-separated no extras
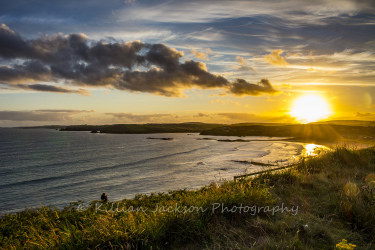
290,95,331,123
305,144,318,156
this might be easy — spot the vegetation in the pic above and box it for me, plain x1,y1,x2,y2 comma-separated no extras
1,146,375,249
59,123,223,134
200,123,375,141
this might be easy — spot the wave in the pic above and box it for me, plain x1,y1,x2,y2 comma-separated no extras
0,144,210,189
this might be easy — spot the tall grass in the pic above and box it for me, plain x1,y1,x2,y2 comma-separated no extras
1,146,374,249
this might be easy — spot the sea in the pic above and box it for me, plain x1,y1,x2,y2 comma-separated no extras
0,128,325,215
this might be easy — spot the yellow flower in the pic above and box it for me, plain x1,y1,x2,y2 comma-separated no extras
335,239,356,250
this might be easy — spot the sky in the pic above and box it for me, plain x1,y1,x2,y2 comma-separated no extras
0,0,375,126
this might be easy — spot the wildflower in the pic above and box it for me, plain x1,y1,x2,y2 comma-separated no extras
335,239,356,250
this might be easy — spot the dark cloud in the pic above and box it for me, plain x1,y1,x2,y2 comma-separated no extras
229,79,279,96
0,24,30,58
0,60,51,82
195,112,211,118
0,110,92,121
24,84,89,95
0,24,279,97
1,82,90,95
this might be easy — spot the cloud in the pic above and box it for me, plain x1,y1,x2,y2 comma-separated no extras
105,113,173,122
354,112,375,118
307,67,320,72
0,109,93,121
217,112,296,123
205,48,213,55
235,56,256,72
281,83,292,88
191,48,210,61
218,113,258,121
229,79,280,96
1,82,90,95
195,112,211,118
264,49,288,67
209,99,240,106
37,109,94,113
0,61,51,83
118,0,375,25
0,24,279,97
286,53,303,57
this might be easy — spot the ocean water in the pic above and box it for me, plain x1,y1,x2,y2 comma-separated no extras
0,128,323,214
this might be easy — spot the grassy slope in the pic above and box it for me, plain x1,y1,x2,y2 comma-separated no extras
1,147,375,249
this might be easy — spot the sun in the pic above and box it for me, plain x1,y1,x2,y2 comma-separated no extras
290,94,332,123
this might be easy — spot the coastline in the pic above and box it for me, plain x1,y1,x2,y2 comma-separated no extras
0,131,314,215
285,137,375,150
0,130,372,216
2,146,374,249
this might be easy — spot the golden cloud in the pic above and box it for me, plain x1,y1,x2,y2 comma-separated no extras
264,49,288,67
191,48,210,61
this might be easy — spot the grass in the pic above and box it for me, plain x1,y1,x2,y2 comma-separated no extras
1,146,375,249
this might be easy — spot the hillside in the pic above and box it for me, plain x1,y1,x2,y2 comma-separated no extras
200,123,375,141
1,146,374,249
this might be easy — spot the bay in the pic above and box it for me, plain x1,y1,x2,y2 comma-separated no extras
0,128,318,214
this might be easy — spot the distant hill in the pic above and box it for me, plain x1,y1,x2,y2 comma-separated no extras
200,123,375,141
16,125,65,129
311,120,375,126
16,121,375,140
59,123,224,134
229,123,292,127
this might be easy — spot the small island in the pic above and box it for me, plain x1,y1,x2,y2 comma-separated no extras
147,137,173,140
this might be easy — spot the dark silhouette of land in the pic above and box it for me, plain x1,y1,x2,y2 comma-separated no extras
58,122,223,134
16,120,375,144
200,123,373,141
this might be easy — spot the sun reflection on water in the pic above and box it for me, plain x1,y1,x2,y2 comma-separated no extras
304,144,321,156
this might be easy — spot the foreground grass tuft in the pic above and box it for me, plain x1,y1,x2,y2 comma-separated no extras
1,146,375,249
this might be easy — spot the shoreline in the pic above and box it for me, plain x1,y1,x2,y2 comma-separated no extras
0,134,372,216
285,137,375,150
0,138,329,216
2,146,374,248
